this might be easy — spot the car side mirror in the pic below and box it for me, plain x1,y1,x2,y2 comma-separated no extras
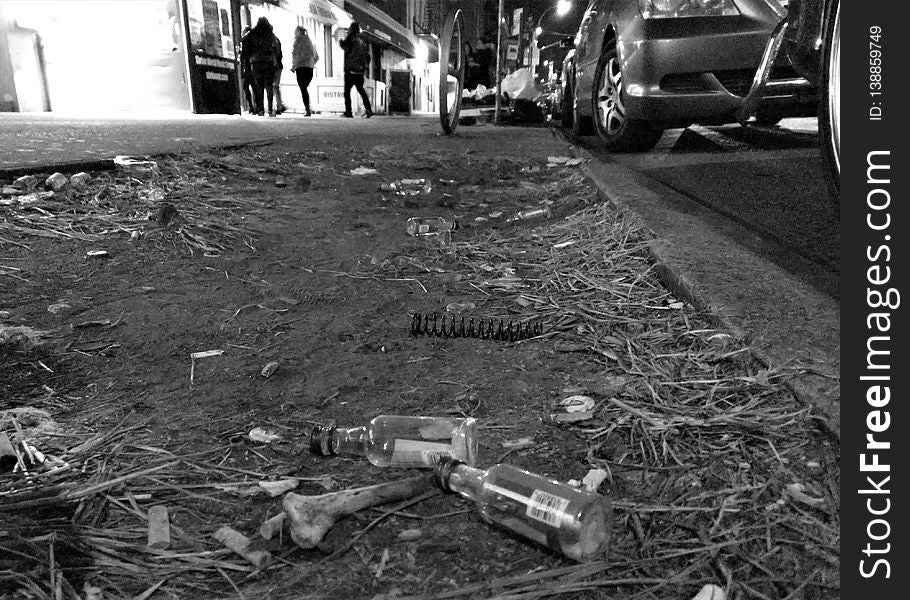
559,37,575,49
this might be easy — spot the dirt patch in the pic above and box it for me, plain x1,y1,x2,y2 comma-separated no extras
1,127,838,599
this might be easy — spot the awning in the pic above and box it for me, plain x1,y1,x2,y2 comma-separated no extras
343,0,417,58
279,0,352,26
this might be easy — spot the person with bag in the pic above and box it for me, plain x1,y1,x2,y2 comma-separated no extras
240,17,282,116
290,26,319,117
339,22,372,118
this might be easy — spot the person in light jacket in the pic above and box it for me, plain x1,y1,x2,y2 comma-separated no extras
339,22,372,118
290,26,319,117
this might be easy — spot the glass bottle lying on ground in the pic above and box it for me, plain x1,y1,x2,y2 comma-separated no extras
309,415,478,468
433,457,612,562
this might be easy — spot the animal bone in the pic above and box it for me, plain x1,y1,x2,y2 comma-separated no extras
282,476,432,549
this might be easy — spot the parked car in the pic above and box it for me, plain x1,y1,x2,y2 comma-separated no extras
738,0,839,195
560,0,816,151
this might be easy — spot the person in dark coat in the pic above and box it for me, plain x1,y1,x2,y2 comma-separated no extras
339,22,372,118
240,17,282,116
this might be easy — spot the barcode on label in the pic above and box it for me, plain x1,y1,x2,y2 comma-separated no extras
526,489,570,526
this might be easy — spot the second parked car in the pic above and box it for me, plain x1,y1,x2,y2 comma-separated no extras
560,0,816,151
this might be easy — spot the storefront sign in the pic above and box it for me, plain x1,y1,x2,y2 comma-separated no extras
317,82,374,112
189,52,239,113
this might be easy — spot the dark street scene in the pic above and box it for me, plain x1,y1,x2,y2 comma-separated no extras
1,1,840,600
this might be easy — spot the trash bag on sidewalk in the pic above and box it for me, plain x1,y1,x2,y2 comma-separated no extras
500,68,538,102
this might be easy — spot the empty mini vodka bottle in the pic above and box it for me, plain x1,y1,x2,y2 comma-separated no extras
381,178,432,195
405,216,458,237
310,415,478,468
433,457,612,562
506,207,551,223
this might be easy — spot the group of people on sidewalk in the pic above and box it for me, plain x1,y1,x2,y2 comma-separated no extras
240,17,372,119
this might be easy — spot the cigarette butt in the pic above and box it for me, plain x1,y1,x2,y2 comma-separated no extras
260,512,286,540
147,505,171,549
213,526,272,568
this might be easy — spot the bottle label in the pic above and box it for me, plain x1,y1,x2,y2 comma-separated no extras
390,439,453,466
526,489,571,526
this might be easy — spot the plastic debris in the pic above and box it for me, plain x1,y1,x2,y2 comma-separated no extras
213,526,272,568
1,191,55,206
691,584,726,600
546,156,585,167
350,166,378,176
397,528,422,542
47,303,71,314
248,427,283,443
189,349,224,385
147,505,171,549
86,250,109,258
261,361,280,378
784,483,825,508
500,437,535,451
114,155,159,173
550,395,595,423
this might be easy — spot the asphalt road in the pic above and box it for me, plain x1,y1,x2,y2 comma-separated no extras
572,118,840,300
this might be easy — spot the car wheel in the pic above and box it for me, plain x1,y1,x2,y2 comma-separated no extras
819,0,840,199
592,47,662,152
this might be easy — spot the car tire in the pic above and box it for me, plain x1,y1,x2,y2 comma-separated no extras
819,0,840,200
592,47,662,152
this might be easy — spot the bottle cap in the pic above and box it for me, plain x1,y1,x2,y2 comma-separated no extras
309,424,337,456
432,456,464,492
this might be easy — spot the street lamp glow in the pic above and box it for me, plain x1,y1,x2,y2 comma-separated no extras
556,0,572,17
535,26,543,36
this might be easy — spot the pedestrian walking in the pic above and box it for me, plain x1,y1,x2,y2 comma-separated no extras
339,22,372,118
240,17,282,117
290,26,319,117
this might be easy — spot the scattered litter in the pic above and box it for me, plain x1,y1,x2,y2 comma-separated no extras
274,175,288,187
445,301,475,313
546,156,585,167
1,190,55,205
350,166,378,176
784,483,825,508
213,526,272,568
553,240,577,249
506,207,551,223
47,303,71,314
260,512,286,539
381,179,432,195
549,395,596,423
114,155,159,173
74,319,113,328
691,584,727,600
261,360,280,378
668,301,685,309
86,250,109,258
581,468,609,492
45,172,68,191
248,427,283,444
562,395,595,412
405,216,457,237
147,505,171,549
259,478,299,497
189,349,224,385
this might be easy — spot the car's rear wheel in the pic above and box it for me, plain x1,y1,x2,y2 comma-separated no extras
819,0,840,199
592,47,662,152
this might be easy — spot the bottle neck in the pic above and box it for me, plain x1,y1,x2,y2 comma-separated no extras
311,424,365,456
330,425,366,455
446,462,484,501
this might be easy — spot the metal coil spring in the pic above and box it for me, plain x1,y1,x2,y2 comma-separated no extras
410,313,543,341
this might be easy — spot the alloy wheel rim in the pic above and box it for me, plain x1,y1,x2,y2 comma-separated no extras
597,57,625,135
828,3,840,176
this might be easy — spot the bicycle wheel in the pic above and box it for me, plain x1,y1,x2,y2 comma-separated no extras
439,9,465,135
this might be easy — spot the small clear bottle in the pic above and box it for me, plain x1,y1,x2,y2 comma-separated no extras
381,179,433,195
405,216,458,237
310,415,478,468
506,207,551,222
433,457,611,562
